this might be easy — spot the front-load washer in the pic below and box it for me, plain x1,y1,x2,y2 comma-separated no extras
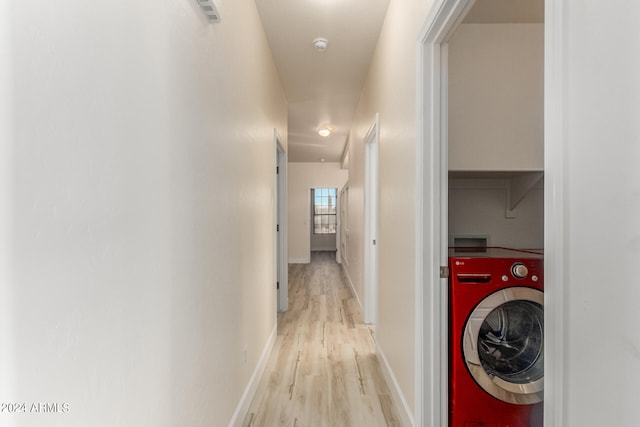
449,247,544,427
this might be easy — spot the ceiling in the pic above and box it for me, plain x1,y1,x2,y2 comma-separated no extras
464,0,544,23
255,0,543,163
255,0,390,163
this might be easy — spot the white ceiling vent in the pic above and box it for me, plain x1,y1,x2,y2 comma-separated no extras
196,0,221,22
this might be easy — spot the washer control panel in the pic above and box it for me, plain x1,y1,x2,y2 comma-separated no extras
511,262,529,279
449,249,544,285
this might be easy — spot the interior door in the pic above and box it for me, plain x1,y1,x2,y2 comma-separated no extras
363,113,379,325
275,131,288,312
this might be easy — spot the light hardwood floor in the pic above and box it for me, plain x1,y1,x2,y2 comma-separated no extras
243,251,402,427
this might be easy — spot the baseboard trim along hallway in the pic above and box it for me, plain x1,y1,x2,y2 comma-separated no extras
341,263,363,316
229,326,277,427
242,251,402,426
288,257,311,264
375,341,414,427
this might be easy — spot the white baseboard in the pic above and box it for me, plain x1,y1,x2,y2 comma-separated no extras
227,325,277,427
376,341,415,427
288,257,310,264
310,246,337,252
341,264,363,314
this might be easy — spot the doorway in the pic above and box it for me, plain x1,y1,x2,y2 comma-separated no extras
364,113,379,325
275,130,288,312
416,1,545,425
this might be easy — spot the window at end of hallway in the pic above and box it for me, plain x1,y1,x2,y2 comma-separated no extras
313,188,337,234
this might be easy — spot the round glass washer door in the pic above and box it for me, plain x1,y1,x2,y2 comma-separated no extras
463,287,544,405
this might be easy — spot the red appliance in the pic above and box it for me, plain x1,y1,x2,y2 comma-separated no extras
449,247,544,427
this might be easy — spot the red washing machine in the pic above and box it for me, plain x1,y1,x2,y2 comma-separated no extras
449,247,544,427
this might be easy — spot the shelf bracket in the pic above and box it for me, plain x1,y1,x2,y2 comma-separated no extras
505,172,544,217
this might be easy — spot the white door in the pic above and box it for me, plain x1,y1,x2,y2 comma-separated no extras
275,131,288,312
364,114,379,325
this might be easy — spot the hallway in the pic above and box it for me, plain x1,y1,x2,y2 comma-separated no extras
243,252,401,427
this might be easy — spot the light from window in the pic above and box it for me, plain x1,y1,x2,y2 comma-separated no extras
313,188,337,234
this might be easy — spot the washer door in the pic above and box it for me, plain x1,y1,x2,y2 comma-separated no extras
463,287,544,405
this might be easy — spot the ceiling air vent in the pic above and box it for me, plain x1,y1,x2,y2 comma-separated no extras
196,0,221,22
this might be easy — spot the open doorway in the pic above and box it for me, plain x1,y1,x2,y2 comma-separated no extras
363,113,379,325
275,130,288,312
416,0,544,425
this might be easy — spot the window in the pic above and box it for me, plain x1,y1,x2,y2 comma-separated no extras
313,188,337,234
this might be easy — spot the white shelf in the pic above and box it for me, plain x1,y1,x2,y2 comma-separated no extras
449,170,544,217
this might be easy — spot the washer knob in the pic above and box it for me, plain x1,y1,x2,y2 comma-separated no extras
511,263,529,279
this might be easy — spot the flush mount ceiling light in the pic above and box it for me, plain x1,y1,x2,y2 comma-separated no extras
318,128,331,137
318,122,334,137
313,37,329,52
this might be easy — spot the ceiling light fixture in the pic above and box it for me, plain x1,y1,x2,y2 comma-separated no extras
313,37,329,52
318,128,331,137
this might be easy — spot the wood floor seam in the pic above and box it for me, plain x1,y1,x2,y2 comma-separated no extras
242,251,402,427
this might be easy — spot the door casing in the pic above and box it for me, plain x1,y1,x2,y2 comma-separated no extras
275,130,288,312
416,1,477,425
364,113,379,325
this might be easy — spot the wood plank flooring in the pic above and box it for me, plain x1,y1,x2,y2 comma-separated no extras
243,251,402,427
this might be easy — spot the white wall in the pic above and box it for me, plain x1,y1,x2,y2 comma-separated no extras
0,1,287,426
346,0,435,421
287,162,348,263
449,178,544,249
448,24,544,171
311,229,337,252
546,1,640,426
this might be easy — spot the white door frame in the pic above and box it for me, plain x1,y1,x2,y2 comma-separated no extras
417,2,560,426
416,1,476,425
274,129,288,312
336,187,342,264
338,183,349,265
364,113,379,325
543,1,565,425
